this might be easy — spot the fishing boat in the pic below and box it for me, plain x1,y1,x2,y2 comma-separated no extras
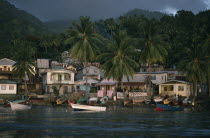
155,103,184,111
9,101,31,110
70,104,106,111
6,99,27,107
153,98,163,103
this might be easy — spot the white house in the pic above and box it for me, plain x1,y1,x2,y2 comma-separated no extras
0,80,17,94
42,69,75,95
83,65,104,80
159,80,191,97
0,58,16,80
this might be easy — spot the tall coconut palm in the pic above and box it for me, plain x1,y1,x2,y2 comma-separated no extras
98,30,138,97
65,16,103,101
178,44,208,105
12,40,36,97
204,35,210,99
139,19,169,96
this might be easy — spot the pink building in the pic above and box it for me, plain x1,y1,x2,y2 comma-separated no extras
96,79,118,99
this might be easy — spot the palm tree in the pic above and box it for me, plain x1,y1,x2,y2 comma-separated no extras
65,16,103,101
139,19,169,96
98,30,138,98
204,36,210,99
178,44,208,105
12,40,36,97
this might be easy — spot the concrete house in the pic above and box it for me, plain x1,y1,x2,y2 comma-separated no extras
159,80,191,97
83,65,104,80
122,72,168,92
0,80,17,95
0,58,16,80
42,69,75,95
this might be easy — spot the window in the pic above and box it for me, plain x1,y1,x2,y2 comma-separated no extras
1,85,6,90
164,86,167,91
51,74,55,80
0,68,2,71
178,86,184,91
64,74,70,80
9,85,14,90
58,74,62,81
4,66,6,71
151,76,156,80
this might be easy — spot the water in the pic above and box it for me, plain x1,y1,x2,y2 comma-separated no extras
1,105,210,137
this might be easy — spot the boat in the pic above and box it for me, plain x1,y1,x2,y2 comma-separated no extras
70,104,106,111
154,98,163,103
155,103,184,111
6,99,27,107
9,101,31,110
163,99,171,104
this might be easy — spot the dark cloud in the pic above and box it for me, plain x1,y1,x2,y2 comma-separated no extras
6,0,210,21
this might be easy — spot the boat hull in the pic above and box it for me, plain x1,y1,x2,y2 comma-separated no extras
9,102,31,110
70,104,106,111
156,103,184,111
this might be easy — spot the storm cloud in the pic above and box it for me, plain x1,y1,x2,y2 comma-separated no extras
7,0,210,21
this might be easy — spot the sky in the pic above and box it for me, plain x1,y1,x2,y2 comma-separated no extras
7,0,210,22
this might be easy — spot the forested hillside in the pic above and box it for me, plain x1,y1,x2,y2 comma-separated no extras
0,0,47,58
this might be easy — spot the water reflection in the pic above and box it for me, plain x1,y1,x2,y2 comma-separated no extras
0,105,210,137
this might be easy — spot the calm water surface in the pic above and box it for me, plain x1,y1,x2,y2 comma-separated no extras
0,105,210,137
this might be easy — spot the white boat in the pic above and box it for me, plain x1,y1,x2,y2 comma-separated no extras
154,98,163,102
70,104,106,112
9,102,31,110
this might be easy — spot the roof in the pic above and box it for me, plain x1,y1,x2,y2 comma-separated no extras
0,58,16,66
123,82,146,86
0,80,17,84
136,71,168,74
96,79,117,86
160,80,190,85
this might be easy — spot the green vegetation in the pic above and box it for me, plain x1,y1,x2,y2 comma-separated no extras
1,0,210,100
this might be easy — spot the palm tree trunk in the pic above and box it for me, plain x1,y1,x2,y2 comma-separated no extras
192,81,197,106
148,64,152,96
24,75,28,98
85,60,88,104
208,62,210,101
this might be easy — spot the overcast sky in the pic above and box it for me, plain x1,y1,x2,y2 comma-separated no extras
7,0,210,22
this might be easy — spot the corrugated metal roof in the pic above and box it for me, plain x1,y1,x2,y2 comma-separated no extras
0,80,17,84
0,58,16,65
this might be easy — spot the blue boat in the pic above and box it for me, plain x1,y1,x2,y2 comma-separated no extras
156,103,184,111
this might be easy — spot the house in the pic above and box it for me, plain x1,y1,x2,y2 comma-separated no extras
96,79,118,99
82,65,104,80
159,80,191,97
0,58,16,80
140,63,164,72
122,72,168,93
0,80,17,95
42,69,75,95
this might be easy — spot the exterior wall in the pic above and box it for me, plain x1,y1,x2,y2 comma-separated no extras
159,83,191,97
0,65,13,71
37,59,50,69
42,69,75,95
122,72,168,84
83,66,102,80
0,84,17,94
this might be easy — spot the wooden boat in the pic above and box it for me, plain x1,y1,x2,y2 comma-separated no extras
154,98,163,103
6,99,27,107
156,103,184,111
163,99,171,104
9,101,31,110
70,104,106,111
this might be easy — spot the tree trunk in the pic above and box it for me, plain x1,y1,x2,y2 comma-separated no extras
85,60,88,104
148,64,152,97
208,65,210,101
192,82,197,106
24,75,28,98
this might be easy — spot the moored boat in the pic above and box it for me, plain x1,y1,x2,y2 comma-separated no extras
153,98,163,103
9,101,31,110
155,103,184,111
6,99,27,107
70,104,106,111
